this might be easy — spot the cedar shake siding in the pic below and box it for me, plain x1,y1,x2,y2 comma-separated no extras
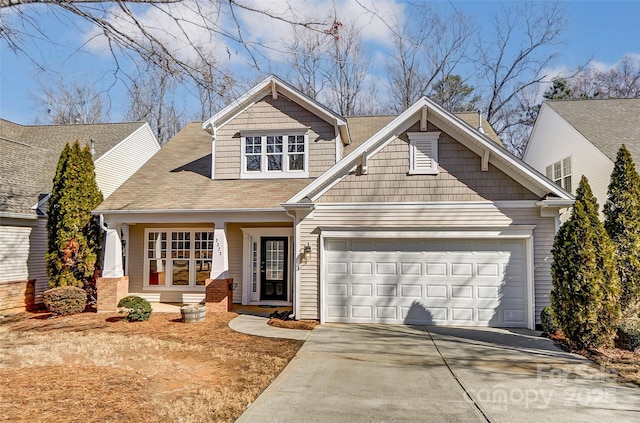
318,123,538,203
214,95,337,179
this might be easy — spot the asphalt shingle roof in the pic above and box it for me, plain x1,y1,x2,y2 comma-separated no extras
0,119,146,216
546,98,640,163
98,114,504,212
96,123,312,211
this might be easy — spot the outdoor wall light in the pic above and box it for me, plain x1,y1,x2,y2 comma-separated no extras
303,243,312,260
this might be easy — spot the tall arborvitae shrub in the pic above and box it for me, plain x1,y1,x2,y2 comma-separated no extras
603,145,640,315
46,141,104,288
551,176,621,349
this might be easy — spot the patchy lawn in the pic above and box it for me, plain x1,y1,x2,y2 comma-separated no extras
0,311,303,422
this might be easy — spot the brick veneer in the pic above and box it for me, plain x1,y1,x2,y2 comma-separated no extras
205,278,233,313
96,276,129,312
0,279,36,314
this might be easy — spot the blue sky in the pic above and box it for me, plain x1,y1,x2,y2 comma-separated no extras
1,0,639,125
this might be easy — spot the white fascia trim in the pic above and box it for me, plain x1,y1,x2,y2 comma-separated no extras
320,225,536,239
522,103,549,161
0,211,38,220
202,75,348,141
289,96,572,205
426,103,572,200
536,199,575,208
313,201,540,210
94,123,159,165
94,208,285,215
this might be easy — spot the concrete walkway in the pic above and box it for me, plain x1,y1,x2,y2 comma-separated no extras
229,314,312,341
237,324,640,423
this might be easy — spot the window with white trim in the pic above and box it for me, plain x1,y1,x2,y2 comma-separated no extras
545,157,572,192
241,133,308,178
408,132,440,174
145,229,214,289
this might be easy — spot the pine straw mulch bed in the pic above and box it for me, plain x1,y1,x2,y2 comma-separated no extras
547,332,640,386
0,310,302,423
267,318,319,330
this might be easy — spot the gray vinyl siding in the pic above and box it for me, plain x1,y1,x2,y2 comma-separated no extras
226,224,244,304
0,223,32,282
319,123,538,203
214,95,337,179
297,206,555,325
94,125,160,198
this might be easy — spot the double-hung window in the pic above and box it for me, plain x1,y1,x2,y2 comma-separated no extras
241,131,309,178
145,229,214,289
545,157,572,192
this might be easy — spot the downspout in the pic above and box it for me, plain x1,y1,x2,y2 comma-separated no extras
285,209,299,320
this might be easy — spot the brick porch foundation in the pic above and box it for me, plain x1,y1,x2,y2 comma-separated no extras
96,276,129,312
205,278,233,313
0,279,36,314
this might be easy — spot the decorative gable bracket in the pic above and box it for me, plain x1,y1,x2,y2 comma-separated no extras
420,106,428,131
482,149,490,172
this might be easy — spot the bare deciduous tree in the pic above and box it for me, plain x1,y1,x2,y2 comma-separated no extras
478,1,565,154
386,4,474,112
568,56,640,99
125,65,184,144
322,22,370,116
32,77,108,124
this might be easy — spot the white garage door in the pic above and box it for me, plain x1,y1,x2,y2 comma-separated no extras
324,238,528,327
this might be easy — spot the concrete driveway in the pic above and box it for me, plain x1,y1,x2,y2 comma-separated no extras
236,324,640,423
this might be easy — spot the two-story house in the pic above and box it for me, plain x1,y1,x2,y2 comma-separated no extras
523,98,640,211
96,76,572,329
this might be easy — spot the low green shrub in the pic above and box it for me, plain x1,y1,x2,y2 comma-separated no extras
43,286,87,316
541,306,559,335
117,296,152,322
616,321,640,352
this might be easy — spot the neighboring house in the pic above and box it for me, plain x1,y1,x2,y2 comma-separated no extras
96,75,572,329
0,119,160,312
523,98,640,211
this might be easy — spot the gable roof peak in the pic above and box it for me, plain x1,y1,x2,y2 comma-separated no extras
201,74,350,144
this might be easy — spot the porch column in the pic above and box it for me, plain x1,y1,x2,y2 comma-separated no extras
102,223,124,278
210,220,229,279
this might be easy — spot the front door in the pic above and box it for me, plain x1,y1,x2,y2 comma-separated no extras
260,237,288,301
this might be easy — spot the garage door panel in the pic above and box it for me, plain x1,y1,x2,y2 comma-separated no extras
401,285,422,297
327,261,348,275
425,285,447,298
351,284,372,296
327,283,348,296
351,262,373,275
376,284,397,297
324,238,528,327
425,263,447,276
375,262,397,275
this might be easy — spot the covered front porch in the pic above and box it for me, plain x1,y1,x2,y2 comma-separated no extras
98,210,303,311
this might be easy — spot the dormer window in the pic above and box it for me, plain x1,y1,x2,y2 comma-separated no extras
241,130,309,179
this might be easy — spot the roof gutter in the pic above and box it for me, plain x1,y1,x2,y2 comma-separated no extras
92,207,287,215
0,211,38,220
536,199,575,208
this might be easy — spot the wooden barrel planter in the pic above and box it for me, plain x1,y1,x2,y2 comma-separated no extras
180,304,206,323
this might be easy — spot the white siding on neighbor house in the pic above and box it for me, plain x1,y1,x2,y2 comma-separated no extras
27,217,49,301
94,124,160,198
296,205,556,325
0,224,32,282
524,105,613,209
